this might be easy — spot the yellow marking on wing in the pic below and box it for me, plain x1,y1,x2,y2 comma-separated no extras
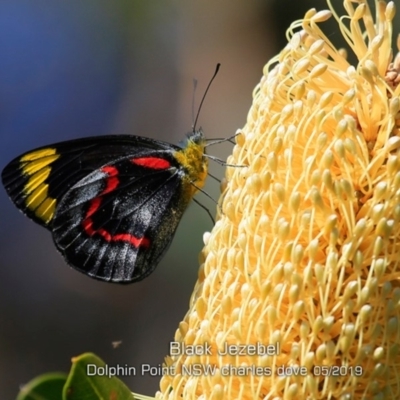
21,154,60,175
18,149,60,223
24,167,51,194
25,183,57,224
26,183,48,208
21,148,58,162
35,197,57,223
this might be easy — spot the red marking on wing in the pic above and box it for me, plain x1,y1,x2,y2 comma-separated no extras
86,197,101,218
101,166,119,194
83,215,150,248
82,218,95,236
131,157,171,170
98,227,112,242
81,165,150,249
113,233,151,247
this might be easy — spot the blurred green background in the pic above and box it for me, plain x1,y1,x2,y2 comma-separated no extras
2,0,397,398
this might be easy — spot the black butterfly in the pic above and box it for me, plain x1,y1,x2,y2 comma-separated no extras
1,131,209,283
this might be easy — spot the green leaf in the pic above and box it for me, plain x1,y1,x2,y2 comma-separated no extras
16,372,67,400
63,353,133,400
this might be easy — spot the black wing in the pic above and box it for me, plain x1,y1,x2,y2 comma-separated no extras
51,150,190,283
1,135,180,228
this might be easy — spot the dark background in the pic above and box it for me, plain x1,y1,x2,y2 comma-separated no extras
1,0,389,398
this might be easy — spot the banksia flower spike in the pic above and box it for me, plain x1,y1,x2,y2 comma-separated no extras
157,1,400,399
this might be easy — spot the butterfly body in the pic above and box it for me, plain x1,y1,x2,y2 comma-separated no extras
1,131,208,283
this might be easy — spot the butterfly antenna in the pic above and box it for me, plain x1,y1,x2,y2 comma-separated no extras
192,78,198,126
192,63,221,132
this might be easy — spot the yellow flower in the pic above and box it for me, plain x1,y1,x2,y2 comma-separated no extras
157,1,400,398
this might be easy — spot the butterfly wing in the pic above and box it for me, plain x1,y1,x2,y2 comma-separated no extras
2,133,206,283
1,135,179,228
51,150,190,283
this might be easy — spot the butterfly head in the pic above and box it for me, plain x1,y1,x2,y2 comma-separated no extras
178,129,205,148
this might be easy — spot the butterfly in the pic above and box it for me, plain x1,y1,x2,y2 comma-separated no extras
1,65,221,284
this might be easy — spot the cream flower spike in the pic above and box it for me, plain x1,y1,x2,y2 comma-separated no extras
157,1,400,399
